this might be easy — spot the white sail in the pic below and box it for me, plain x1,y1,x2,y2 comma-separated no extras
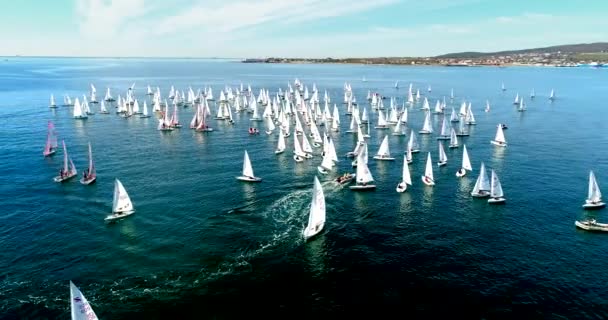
276,129,286,152
490,170,504,198
50,94,56,107
438,141,447,164
112,179,134,213
70,281,98,320
320,153,333,171
588,171,603,203
294,134,306,157
73,98,86,118
424,152,434,181
449,128,459,147
355,144,374,184
408,129,419,151
493,125,506,144
375,135,391,158
242,150,256,178
301,133,314,154
471,162,490,195
461,144,472,171
419,111,433,133
303,176,326,239
401,154,412,185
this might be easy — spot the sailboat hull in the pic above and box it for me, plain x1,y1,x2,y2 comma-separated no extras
373,156,395,161
54,172,76,183
456,169,467,177
79,177,97,185
471,191,490,198
303,223,325,241
236,176,262,182
421,176,435,186
488,197,506,204
490,140,507,147
105,210,135,221
293,155,305,162
335,174,356,185
396,183,408,193
575,220,608,231
437,161,447,167
275,148,285,154
43,150,56,157
582,202,606,209
449,144,459,148
418,130,432,134
391,132,405,136
317,167,330,175
349,184,376,190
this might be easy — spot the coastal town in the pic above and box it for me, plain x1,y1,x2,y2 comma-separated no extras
243,49,608,67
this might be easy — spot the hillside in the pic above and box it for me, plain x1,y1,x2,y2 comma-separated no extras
436,42,608,59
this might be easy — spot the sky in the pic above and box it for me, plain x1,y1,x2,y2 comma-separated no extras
1,0,607,58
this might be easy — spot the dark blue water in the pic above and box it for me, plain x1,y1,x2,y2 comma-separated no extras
1,58,608,319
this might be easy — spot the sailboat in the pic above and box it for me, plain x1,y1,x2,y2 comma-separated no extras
396,154,412,193
448,128,459,148
70,281,99,320
530,88,535,99
407,129,420,153
487,170,506,204
373,135,395,160
53,140,77,182
140,101,150,118
43,120,58,157
99,100,110,114
275,129,286,154
73,98,88,119
471,162,491,197
236,150,262,182
105,179,135,221
490,124,507,147
350,144,376,190
549,89,555,101
418,110,433,134
79,142,96,185
49,94,57,108
456,144,472,177
437,141,448,166
582,170,605,209
303,176,326,240
421,152,435,186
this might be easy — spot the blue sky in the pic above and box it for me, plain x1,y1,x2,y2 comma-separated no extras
1,0,607,58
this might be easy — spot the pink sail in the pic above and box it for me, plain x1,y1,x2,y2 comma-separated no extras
85,142,95,179
43,121,58,157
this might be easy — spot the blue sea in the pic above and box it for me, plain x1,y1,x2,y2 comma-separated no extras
1,58,608,319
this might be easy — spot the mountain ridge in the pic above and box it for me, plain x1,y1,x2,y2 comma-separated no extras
436,42,608,58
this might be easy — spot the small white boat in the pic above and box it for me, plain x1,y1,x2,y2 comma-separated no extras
303,176,326,240
105,179,135,221
487,169,506,204
407,129,420,153
583,170,605,209
396,154,412,193
49,94,57,108
549,89,555,101
275,129,286,154
54,140,77,182
236,150,262,182
437,141,448,167
373,135,395,161
490,124,507,147
70,281,99,320
421,152,435,186
43,120,58,157
418,111,433,134
448,128,459,148
471,162,491,197
350,144,376,190
456,144,472,177
79,142,96,185
575,219,608,232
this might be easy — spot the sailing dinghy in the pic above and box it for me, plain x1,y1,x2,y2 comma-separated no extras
79,142,96,185
471,162,490,197
487,170,506,204
437,141,448,166
236,150,262,182
350,144,376,190
421,152,435,186
54,140,77,182
373,135,395,160
70,281,99,320
303,176,326,240
43,120,58,157
575,219,608,232
396,154,412,193
490,124,507,147
583,170,605,209
105,179,135,221
456,144,472,177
